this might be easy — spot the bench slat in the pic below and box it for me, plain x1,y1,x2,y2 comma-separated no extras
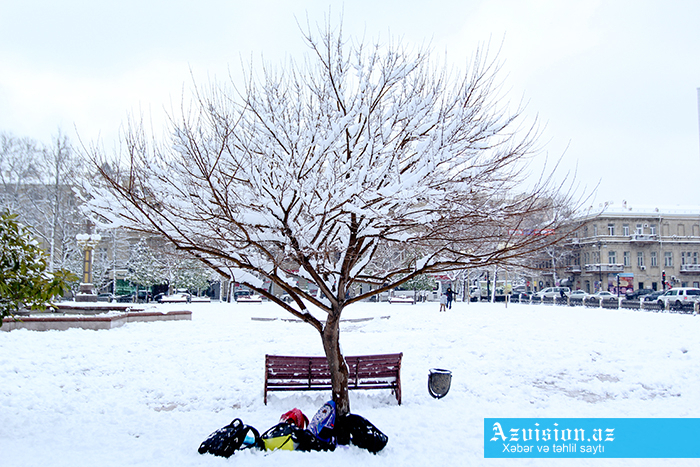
264,353,402,405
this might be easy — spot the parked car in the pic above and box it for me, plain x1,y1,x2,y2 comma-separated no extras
115,293,134,303
115,291,152,303
567,289,589,299
590,291,617,301
96,293,114,302
656,288,700,309
136,290,152,302
533,287,570,299
625,288,654,300
643,290,665,301
468,286,481,302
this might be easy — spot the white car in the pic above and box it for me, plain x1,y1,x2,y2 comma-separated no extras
656,288,700,310
567,289,588,299
533,287,570,299
590,291,617,301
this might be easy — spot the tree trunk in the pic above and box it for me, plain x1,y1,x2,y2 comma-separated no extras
321,310,350,416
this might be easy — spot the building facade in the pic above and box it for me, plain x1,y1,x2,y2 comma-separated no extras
538,206,700,294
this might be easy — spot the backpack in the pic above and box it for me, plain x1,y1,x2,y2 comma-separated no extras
307,400,336,445
198,418,263,458
261,422,298,451
261,422,336,452
335,413,388,454
279,408,309,429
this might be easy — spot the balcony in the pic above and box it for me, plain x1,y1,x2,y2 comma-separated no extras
566,265,582,273
630,234,657,243
680,264,700,273
584,263,625,273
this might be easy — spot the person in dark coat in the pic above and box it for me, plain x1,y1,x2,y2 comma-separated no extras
445,287,454,309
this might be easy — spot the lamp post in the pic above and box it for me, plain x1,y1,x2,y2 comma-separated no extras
76,229,101,301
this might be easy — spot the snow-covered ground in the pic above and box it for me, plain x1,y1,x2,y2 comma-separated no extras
2,300,699,467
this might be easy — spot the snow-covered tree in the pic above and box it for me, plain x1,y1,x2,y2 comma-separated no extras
172,258,211,295
1,133,42,217
125,238,165,298
0,211,74,325
1,131,89,275
84,24,580,414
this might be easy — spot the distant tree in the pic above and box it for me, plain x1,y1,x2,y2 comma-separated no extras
35,131,85,273
0,132,41,215
0,211,74,325
401,273,436,301
125,238,165,299
85,23,581,414
172,258,212,295
1,131,89,276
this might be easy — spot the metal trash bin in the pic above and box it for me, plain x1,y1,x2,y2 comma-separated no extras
428,368,452,399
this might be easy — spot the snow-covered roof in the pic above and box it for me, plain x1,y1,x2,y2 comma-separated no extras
580,201,700,219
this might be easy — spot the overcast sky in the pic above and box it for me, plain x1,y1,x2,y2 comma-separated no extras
2,0,699,209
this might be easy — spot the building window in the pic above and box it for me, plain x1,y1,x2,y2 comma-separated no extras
649,224,656,235
608,251,617,264
608,224,615,235
584,252,590,265
623,224,629,236
593,225,598,236
623,251,630,267
694,252,698,265
636,224,643,235
664,251,673,267
637,252,644,267
651,251,658,267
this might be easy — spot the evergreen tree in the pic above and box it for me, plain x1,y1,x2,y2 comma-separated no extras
0,211,74,324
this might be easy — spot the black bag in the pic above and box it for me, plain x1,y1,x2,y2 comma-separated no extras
292,427,336,452
198,418,263,458
336,413,388,454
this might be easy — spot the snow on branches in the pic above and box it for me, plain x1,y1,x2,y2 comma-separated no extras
83,24,577,317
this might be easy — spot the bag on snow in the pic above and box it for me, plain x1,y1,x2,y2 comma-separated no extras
307,400,336,445
335,413,388,454
198,418,263,458
279,407,309,429
261,422,335,452
261,422,298,451
292,427,336,452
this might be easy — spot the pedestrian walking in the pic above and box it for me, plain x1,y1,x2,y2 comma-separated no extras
446,286,454,309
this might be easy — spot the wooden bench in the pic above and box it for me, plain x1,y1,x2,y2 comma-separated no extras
264,353,403,405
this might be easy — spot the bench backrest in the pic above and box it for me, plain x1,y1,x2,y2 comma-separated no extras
265,353,402,388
